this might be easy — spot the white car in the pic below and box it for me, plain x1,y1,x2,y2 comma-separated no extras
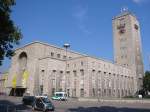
51,92,67,101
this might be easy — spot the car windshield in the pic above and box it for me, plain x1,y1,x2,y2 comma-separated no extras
55,93,63,97
41,98,51,103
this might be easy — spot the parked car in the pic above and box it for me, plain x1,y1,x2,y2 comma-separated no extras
32,96,55,112
22,96,35,105
51,92,67,101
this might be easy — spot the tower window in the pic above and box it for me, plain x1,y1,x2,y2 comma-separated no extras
117,23,125,29
119,29,126,34
120,38,126,42
119,18,125,21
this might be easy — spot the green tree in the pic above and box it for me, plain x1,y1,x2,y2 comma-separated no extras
0,0,22,65
143,71,150,95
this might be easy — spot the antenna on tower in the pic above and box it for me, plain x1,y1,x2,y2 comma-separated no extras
121,6,128,13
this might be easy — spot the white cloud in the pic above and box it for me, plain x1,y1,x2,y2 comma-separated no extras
73,6,87,22
132,0,146,4
133,0,141,3
72,5,91,35
79,24,91,34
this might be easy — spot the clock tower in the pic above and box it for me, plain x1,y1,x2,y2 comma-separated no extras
112,11,144,92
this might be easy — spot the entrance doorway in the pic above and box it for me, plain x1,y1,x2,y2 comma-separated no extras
9,88,26,96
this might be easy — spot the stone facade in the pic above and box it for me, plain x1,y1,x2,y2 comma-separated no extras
0,73,8,95
6,11,144,98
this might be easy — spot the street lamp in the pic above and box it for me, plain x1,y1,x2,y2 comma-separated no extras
63,43,70,50
63,43,70,94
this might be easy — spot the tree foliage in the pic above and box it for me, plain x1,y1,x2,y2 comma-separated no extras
0,0,22,65
143,71,150,94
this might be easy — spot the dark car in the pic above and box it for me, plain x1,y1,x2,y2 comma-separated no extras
22,96,35,105
32,96,55,112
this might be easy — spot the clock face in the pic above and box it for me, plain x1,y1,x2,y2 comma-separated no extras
134,24,138,30
117,23,126,34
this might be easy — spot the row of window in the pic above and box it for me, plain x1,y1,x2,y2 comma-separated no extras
67,61,84,68
92,61,129,74
50,52,72,59
121,55,127,59
47,69,132,80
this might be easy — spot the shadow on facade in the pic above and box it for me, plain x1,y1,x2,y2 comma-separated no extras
68,106,150,112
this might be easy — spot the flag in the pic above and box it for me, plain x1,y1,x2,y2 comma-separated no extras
12,74,17,88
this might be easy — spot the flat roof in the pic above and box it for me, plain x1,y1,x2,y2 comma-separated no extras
112,11,136,20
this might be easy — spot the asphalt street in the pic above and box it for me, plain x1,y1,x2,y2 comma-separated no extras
0,96,150,112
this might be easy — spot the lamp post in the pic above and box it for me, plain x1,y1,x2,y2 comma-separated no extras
63,43,70,94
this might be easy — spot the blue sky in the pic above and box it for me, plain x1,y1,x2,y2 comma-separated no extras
0,0,150,72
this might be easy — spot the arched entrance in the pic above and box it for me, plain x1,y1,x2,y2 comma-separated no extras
10,52,28,96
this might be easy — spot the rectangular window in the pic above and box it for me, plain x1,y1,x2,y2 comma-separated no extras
81,61,84,66
52,88,55,95
63,55,66,59
73,70,77,77
73,89,76,97
57,54,61,58
40,85,43,95
80,69,84,76
120,46,126,50
120,38,127,42
51,52,54,57
67,64,69,67
52,79,55,87
80,88,84,97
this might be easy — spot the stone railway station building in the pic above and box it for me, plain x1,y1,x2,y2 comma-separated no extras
6,11,144,98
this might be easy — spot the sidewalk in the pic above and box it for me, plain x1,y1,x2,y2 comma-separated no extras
78,97,150,103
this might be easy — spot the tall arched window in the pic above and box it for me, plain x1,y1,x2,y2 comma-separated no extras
18,52,27,70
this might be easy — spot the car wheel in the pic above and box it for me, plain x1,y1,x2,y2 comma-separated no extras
45,110,52,112
32,106,35,111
